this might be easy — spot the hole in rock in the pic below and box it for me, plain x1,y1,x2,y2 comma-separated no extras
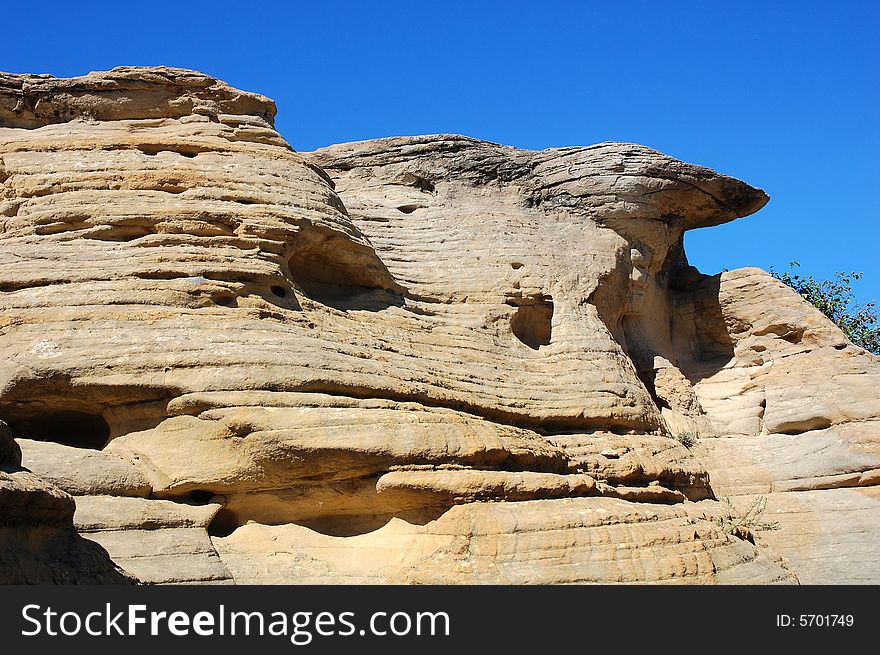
188,490,216,505
269,285,287,298
510,262,524,270
510,300,554,350
287,247,403,312
0,375,178,442
7,410,111,449
396,204,420,214
780,329,804,344
207,508,239,538
136,144,200,158
398,173,435,193
206,477,456,538
213,293,236,307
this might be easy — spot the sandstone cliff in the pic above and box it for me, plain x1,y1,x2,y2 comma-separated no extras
1,67,877,584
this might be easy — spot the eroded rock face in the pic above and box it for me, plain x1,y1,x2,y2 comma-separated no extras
0,421,133,583
673,268,880,583
0,67,876,584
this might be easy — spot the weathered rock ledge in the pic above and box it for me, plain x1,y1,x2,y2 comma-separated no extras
1,67,876,584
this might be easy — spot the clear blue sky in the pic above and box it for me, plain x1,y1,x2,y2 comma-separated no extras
4,1,878,303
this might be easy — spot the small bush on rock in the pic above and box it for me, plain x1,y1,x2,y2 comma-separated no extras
771,261,879,354
673,431,697,449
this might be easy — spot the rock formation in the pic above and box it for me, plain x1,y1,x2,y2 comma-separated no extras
0,67,877,584
0,420,133,583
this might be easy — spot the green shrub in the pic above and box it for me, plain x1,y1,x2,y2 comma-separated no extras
770,261,879,354
716,496,779,537
673,431,697,449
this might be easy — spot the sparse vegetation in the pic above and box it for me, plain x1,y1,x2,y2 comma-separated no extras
673,431,697,449
716,496,779,541
771,261,879,354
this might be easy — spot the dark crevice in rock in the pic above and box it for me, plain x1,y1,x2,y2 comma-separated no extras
136,144,202,158
0,376,178,444
0,279,56,292
207,508,239,537
508,297,554,350
771,417,834,436
294,508,449,537
211,290,237,307
6,410,111,450
205,474,453,539
187,489,218,505
670,273,737,384
287,234,405,312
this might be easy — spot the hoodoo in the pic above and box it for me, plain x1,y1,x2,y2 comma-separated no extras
1,67,878,584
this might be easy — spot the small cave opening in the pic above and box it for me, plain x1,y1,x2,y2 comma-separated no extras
207,508,240,538
136,144,200,158
510,299,554,350
396,204,420,214
289,251,366,300
398,172,435,193
188,489,217,505
296,507,450,537
7,410,111,449
210,288,237,307
269,285,287,298
287,248,403,312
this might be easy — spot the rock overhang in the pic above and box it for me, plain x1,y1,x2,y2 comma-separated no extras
4,67,872,586
0,67,770,468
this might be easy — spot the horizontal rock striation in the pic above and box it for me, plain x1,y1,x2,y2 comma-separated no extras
0,421,133,583
214,498,794,584
0,67,277,129
0,67,875,584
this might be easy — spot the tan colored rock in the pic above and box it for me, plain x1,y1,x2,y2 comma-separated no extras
0,67,277,130
0,66,876,584
689,489,880,585
675,267,880,443
19,438,151,496
214,498,794,584
596,481,686,504
0,469,74,527
676,268,880,467
376,469,597,503
664,267,880,584
547,432,711,500
1,422,133,583
74,495,231,584
106,400,569,496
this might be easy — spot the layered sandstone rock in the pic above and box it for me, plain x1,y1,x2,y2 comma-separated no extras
673,268,880,582
0,67,876,584
0,421,133,583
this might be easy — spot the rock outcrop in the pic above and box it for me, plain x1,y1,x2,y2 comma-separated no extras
675,268,880,582
0,421,133,583
0,67,876,584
